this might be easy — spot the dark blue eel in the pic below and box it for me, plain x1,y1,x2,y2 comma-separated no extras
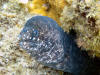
19,16,90,75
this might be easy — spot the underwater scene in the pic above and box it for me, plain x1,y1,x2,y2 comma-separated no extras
0,0,100,75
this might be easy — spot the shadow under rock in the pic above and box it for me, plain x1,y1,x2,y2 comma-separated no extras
63,57,100,75
63,29,100,75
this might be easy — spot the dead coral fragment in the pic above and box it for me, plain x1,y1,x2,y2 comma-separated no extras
60,0,100,57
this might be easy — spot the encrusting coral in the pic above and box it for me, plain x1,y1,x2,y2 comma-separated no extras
25,0,67,25
60,0,100,57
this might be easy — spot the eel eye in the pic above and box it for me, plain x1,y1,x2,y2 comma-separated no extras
33,30,39,37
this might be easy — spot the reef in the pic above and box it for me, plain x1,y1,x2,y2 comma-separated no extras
0,0,100,75
60,0,100,57
0,0,63,75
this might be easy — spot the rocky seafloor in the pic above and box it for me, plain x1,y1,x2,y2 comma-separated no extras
0,0,64,75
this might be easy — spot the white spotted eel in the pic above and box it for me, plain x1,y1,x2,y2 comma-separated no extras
19,16,90,75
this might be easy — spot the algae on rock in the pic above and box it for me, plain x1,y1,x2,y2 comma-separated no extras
0,0,63,75
60,0,100,57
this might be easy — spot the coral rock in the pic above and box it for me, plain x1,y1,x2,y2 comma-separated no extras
60,0,100,57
